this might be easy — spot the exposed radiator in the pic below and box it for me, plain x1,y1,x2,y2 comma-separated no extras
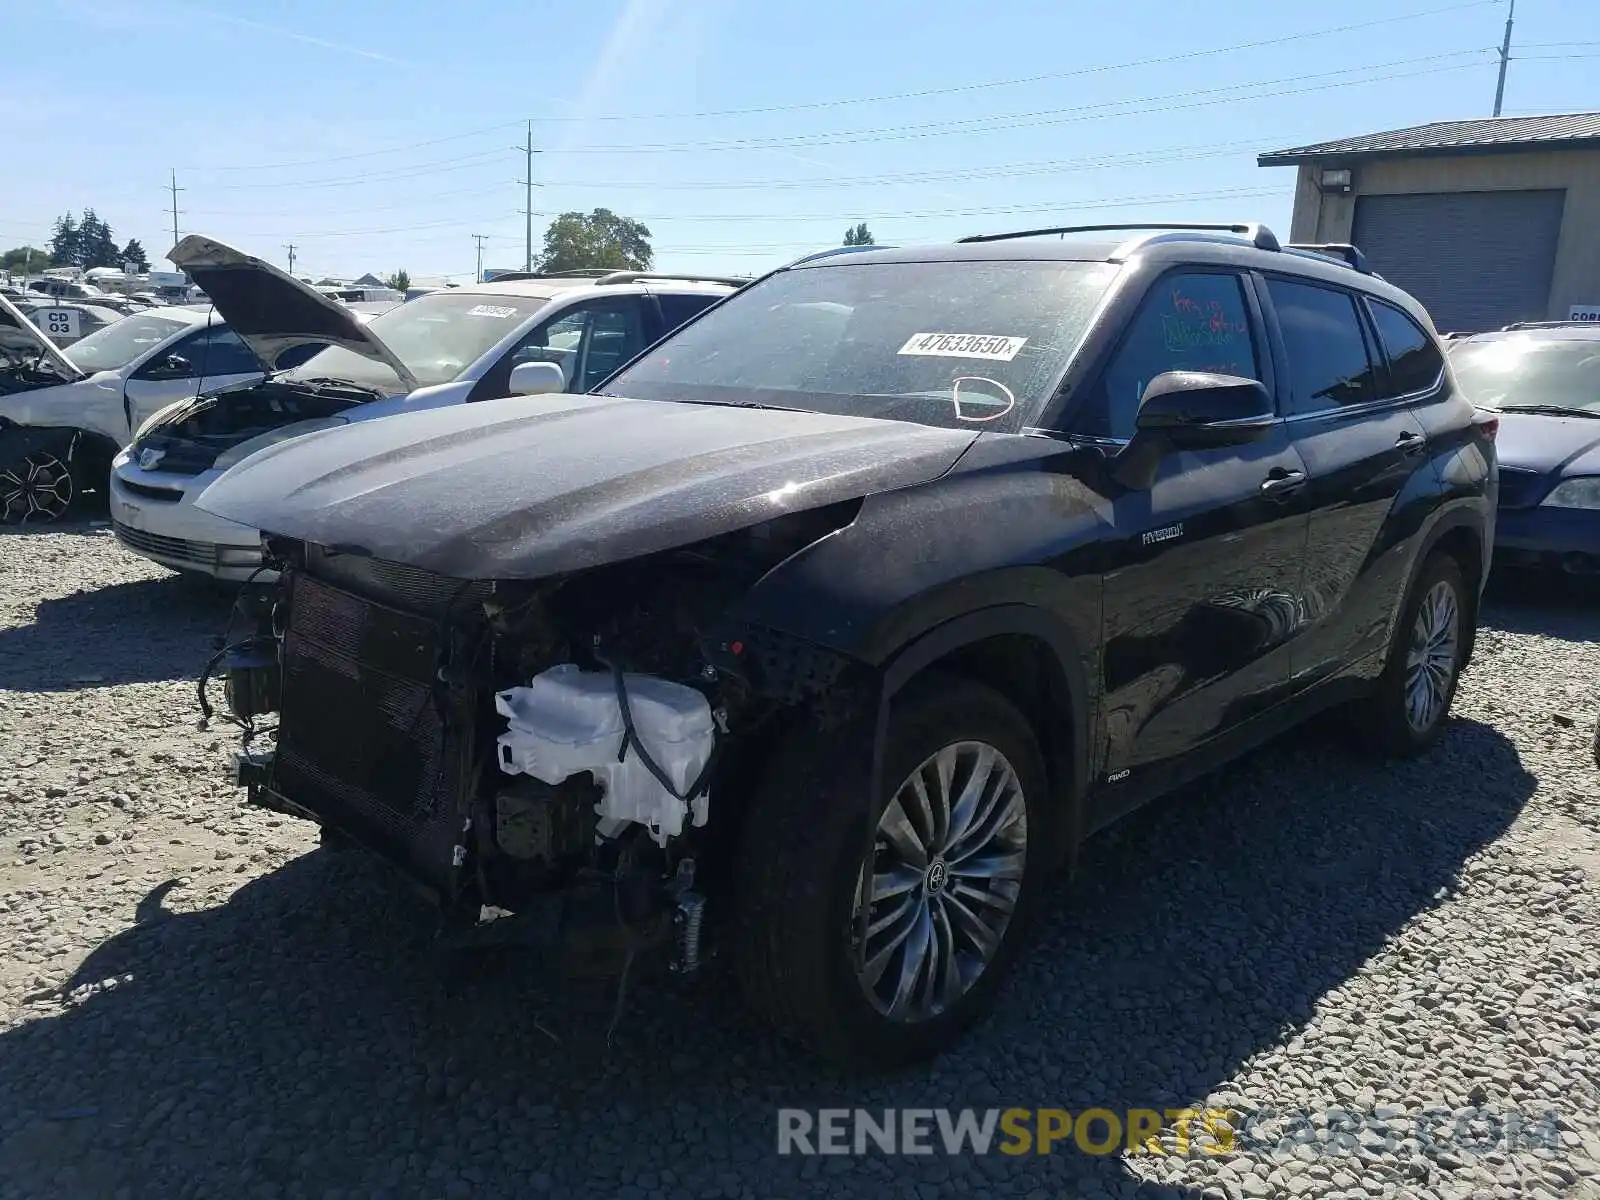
274,570,470,890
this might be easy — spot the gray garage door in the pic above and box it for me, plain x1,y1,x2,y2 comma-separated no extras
1352,189,1565,333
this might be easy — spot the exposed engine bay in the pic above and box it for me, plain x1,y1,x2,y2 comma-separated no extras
208,503,863,973
133,378,380,473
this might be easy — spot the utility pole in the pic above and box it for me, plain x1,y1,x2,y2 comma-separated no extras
167,169,185,252
283,244,298,276
514,121,540,272
471,233,488,283
1493,0,1516,117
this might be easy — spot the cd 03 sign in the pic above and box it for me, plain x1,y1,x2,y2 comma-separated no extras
39,308,81,339
1568,305,1600,323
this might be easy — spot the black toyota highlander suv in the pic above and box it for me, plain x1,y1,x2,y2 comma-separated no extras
196,223,1496,1067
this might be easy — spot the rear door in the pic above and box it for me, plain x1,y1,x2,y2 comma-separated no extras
1076,269,1315,802
122,325,264,436
1266,276,1433,683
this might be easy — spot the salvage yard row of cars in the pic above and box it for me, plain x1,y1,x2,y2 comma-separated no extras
0,219,1576,1066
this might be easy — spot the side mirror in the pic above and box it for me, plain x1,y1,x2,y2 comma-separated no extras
148,354,193,380
508,360,566,397
1112,372,1274,490
1133,371,1274,448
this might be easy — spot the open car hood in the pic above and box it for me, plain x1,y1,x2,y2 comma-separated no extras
0,292,87,382
168,235,418,387
195,392,979,579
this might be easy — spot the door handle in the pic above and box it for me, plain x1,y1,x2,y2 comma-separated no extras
1259,468,1307,498
1395,430,1425,456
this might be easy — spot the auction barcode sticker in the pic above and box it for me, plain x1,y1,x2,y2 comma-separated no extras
467,304,519,318
897,332,1027,361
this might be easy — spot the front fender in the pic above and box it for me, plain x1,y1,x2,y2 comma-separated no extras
0,423,78,464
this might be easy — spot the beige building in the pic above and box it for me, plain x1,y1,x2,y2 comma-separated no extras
1258,113,1600,332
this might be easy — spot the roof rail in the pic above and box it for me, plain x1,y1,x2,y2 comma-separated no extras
955,222,1282,252
1501,319,1594,331
593,270,750,288
783,244,892,267
1284,242,1372,273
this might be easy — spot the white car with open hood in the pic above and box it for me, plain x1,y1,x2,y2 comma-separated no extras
0,295,272,524
109,235,741,581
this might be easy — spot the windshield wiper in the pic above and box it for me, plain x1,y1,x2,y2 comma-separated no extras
289,376,386,397
1496,404,1600,418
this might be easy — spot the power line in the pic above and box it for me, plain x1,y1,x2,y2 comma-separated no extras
174,0,1500,175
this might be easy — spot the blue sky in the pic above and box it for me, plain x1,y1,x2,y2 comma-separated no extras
4,0,1597,282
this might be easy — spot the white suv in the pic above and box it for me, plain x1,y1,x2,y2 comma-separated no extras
110,236,741,581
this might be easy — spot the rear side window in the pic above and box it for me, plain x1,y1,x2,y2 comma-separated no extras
1368,300,1444,397
1266,279,1380,413
1075,271,1261,440
656,292,722,332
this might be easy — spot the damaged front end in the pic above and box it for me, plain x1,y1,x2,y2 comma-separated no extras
207,505,866,974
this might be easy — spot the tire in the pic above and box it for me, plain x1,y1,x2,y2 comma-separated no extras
1353,552,1469,757
732,674,1051,1068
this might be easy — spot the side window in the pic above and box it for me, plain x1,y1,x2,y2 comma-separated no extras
133,328,204,379
192,327,263,376
1266,279,1381,413
656,292,721,334
579,301,646,390
1367,300,1444,398
1075,272,1261,439
510,310,587,390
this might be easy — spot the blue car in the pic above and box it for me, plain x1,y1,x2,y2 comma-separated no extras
1448,322,1600,575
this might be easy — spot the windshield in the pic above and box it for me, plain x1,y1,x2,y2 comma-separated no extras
282,290,552,391
64,312,193,373
599,259,1121,431
1448,334,1600,413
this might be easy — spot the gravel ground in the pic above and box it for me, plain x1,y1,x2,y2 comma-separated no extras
2,523,1598,1200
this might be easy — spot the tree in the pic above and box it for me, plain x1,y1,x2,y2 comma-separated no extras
50,214,80,267
843,222,875,247
121,239,150,272
2,246,51,273
76,210,119,269
385,269,411,292
537,208,653,273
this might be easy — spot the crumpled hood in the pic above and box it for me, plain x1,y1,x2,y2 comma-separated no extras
0,292,85,383
1494,411,1600,476
195,393,979,578
168,235,417,385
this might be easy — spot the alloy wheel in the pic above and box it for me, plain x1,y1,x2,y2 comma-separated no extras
0,453,74,525
853,740,1027,1023
1404,579,1460,733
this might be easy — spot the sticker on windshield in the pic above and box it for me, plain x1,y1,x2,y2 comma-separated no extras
466,304,519,318
897,332,1027,361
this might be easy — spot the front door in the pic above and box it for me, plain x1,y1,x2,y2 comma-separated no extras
122,325,264,438
1263,277,1435,682
1067,269,1315,808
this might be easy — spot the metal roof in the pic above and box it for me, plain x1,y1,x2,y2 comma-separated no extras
1258,112,1600,166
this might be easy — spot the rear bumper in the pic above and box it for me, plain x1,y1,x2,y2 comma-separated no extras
1494,504,1600,572
109,452,271,581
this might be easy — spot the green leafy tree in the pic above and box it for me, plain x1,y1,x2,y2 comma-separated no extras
49,214,80,266
385,269,411,292
2,246,51,273
76,210,120,269
843,222,875,247
537,208,653,273
120,239,150,272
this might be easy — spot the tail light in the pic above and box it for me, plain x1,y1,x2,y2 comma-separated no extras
1472,408,1499,441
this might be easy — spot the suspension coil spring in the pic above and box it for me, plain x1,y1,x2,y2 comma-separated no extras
672,891,706,974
